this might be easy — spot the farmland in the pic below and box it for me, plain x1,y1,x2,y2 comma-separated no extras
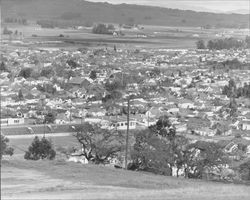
2,23,249,51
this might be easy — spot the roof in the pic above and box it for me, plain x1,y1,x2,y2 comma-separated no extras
69,77,90,85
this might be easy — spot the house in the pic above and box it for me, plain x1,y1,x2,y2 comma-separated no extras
108,117,137,131
195,127,215,137
241,120,250,131
88,107,106,117
224,142,238,153
1,118,25,126
68,77,90,88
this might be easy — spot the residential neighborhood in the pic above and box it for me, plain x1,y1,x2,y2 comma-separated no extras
1,45,250,180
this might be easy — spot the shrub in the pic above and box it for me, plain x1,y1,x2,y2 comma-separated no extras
1,135,14,160
24,136,56,160
196,40,206,49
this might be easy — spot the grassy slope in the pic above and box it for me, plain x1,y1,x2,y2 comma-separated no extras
2,0,249,27
2,158,250,200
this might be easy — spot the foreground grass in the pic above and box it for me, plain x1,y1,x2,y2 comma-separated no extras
2,158,186,189
2,157,250,200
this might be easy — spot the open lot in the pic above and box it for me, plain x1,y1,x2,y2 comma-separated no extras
1,157,250,200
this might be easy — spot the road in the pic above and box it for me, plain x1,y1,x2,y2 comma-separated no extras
6,132,73,139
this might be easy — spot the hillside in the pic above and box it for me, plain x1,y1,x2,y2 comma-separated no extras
2,0,249,28
2,158,250,200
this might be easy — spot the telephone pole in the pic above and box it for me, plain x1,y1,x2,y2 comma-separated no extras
124,97,130,169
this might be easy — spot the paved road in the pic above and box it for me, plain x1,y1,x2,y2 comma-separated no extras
7,132,73,139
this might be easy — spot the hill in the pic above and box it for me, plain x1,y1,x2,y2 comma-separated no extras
2,0,249,28
2,158,250,199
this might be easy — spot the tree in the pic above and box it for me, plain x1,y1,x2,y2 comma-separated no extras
207,38,245,50
196,40,206,49
222,79,237,98
1,135,14,160
18,89,24,101
44,112,56,124
24,136,56,160
40,67,55,78
89,70,97,80
229,97,238,117
73,123,123,164
238,160,250,181
245,36,250,48
0,61,7,71
184,141,228,179
130,116,188,176
19,68,33,79
66,59,79,69
3,27,12,35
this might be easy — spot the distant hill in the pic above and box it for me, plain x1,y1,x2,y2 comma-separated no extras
227,9,250,15
2,0,249,28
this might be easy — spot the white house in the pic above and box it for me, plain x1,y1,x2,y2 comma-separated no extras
242,120,250,131
109,119,137,131
1,118,25,126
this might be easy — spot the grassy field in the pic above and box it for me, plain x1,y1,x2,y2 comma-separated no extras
3,24,248,50
2,157,250,200
8,135,80,155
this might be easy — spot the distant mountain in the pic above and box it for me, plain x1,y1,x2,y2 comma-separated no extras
1,0,249,28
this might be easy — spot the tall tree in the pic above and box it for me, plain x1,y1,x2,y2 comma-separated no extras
184,141,228,179
1,135,14,160
131,115,188,176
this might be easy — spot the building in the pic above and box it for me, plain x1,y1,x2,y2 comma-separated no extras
1,118,25,126
108,118,137,131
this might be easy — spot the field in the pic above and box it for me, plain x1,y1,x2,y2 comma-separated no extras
7,135,80,155
2,23,249,51
2,156,250,200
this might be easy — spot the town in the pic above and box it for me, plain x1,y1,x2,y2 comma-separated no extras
1,41,250,176
1,0,250,199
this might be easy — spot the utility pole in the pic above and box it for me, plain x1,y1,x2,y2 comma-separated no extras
0,86,2,135
125,97,130,169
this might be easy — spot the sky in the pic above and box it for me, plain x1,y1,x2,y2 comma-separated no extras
87,0,250,13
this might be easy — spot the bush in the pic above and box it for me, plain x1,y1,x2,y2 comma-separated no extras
196,40,206,49
1,135,14,160
24,136,56,160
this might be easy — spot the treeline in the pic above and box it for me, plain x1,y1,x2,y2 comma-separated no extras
196,36,250,50
4,17,27,25
210,58,250,71
92,24,115,35
222,79,250,99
